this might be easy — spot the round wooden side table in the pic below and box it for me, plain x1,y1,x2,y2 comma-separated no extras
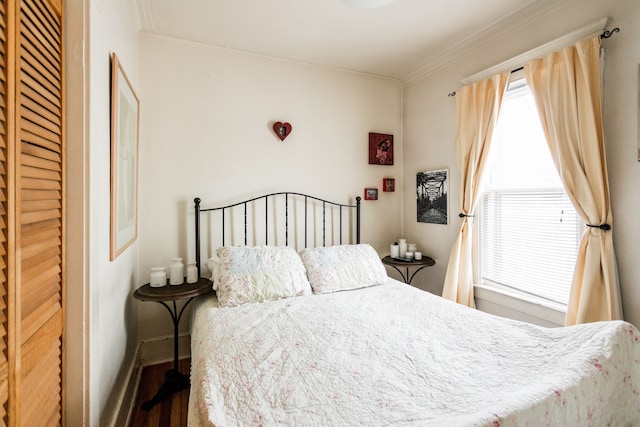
382,255,436,284
133,277,213,410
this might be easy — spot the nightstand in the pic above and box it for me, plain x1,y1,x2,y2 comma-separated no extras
133,277,213,410
382,255,435,284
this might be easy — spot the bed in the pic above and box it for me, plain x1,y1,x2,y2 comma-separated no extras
188,192,640,426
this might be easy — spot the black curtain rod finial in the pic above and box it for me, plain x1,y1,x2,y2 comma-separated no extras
600,27,620,39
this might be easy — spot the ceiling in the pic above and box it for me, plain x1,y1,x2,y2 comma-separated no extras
132,0,543,83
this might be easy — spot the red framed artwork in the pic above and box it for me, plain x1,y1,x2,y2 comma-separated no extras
364,188,378,200
383,178,395,192
368,132,394,165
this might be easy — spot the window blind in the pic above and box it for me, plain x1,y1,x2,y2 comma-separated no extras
480,189,581,305
479,76,581,307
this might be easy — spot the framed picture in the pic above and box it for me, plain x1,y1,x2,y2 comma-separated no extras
416,169,449,224
368,132,394,165
383,178,395,192
110,53,140,260
364,188,379,200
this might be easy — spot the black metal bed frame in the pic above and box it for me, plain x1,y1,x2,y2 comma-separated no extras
194,192,361,277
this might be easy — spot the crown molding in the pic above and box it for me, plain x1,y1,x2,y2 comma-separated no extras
124,0,154,31
460,16,607,85
341,0,395,8
399,0,574,86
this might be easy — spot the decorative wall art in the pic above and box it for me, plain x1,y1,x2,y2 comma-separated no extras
273,121,292,141
364,188,379,200
110,53,140,260
368,132,394,165
416,169,449,225
383,178,395,192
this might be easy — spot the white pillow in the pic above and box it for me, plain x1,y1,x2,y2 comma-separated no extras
299,244,388,294
214,246,312,307
206,255,221,290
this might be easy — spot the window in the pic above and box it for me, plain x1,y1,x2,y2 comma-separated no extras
479,76,582,306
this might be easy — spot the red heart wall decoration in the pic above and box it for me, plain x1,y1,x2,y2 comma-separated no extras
273,122,292,141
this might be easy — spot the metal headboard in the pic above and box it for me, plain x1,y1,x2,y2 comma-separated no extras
194,192,361,277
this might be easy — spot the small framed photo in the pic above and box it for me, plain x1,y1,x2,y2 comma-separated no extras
364,188,378,200
368,132,394,165
383,178,395,192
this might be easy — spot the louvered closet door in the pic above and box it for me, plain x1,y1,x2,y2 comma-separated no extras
15,0,63,425
0,1,8,425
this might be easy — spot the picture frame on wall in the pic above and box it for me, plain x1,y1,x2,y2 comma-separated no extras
368,132,394,165
383,178,395,192
416,169,449,225
364,188,379,200
110,53,140,260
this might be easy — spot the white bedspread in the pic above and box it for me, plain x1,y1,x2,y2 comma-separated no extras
188,279,640,426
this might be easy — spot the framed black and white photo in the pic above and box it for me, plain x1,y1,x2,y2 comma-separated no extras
417,169,449,224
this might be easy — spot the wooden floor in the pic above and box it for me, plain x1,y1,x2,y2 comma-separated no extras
129,359,191,427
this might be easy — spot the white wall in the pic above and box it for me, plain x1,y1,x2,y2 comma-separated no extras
137,34,402,344
403,0,640,327
87,0,140,425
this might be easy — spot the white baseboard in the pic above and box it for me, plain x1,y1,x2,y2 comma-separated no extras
104,342,142,427
122,360,143,427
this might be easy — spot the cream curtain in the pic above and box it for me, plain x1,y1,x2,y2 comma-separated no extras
442,73,509,307
524,36,622,325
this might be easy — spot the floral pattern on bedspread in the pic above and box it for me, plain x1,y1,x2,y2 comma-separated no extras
188,280,640,426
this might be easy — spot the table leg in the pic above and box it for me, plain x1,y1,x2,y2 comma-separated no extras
408,266,426,284
141,298,196,411
388,265,409,283
388,265,426,285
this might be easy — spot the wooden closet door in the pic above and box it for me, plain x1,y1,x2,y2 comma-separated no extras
14,0,63,425
0,1,9,425
0,0,63,423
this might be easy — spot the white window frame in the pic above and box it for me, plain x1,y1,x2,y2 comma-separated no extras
462,19,607,326
473,70,584,320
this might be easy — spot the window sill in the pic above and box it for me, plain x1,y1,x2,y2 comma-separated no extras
474,284,566,327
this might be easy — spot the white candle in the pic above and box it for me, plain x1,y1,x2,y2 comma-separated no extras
398,239,407,258
390,244,400,258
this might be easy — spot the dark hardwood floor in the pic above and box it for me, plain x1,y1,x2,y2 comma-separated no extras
129,359,191,427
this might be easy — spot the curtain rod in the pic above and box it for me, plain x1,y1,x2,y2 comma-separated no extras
448,26,619,97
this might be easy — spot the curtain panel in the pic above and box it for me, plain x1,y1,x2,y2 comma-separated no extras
524,36,622,325
442,73,509,307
